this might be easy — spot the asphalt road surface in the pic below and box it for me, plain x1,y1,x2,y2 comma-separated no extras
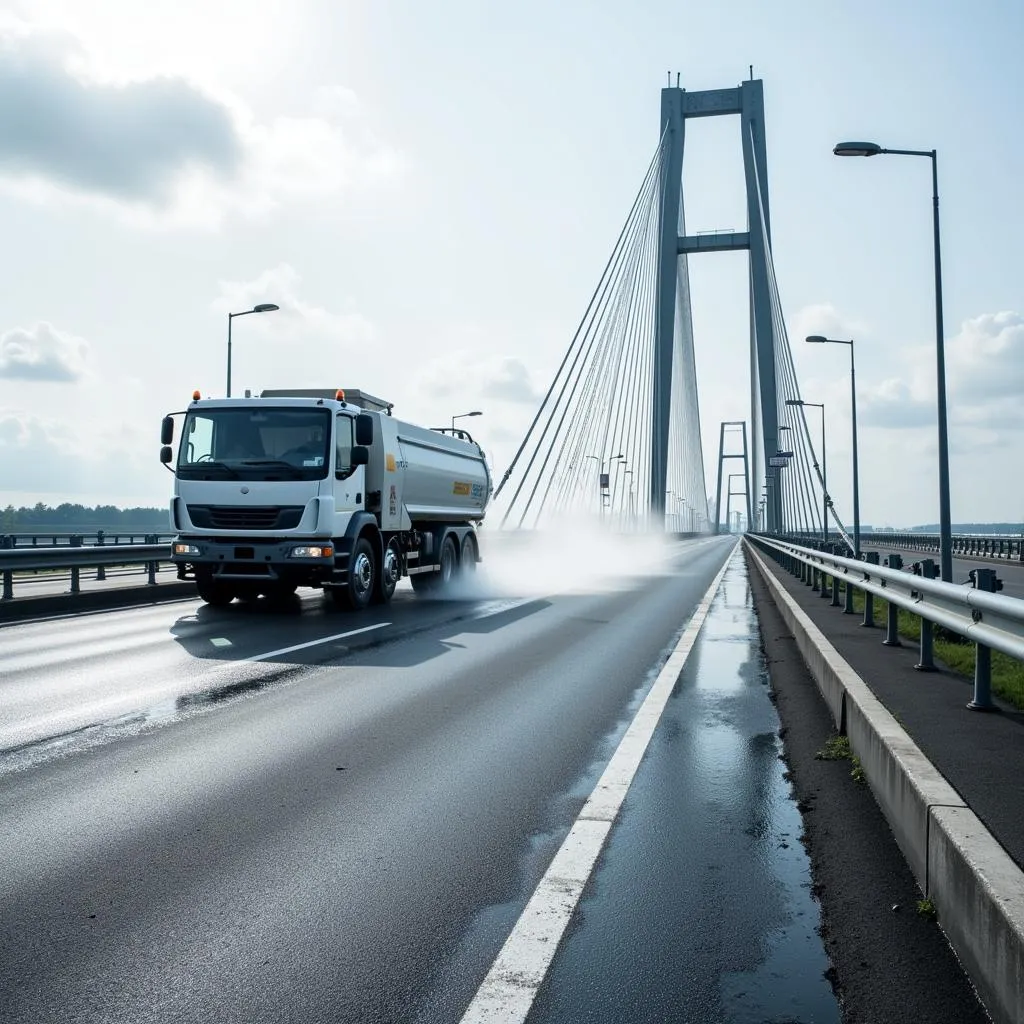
1,534,840,1023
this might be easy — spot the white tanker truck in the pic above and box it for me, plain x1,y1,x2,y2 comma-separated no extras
159,388,492,608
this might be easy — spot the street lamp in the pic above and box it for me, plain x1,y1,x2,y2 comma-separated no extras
834,140,951,581
807,335,860,558
227,303,279,398
452,410,482,431
786,398,827,544
584,453,623,521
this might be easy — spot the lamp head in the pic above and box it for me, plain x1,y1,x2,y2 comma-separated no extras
834,141,882,157
253,303,279,313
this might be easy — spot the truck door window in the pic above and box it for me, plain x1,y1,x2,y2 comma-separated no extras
336,416,355,477
184,415,215,463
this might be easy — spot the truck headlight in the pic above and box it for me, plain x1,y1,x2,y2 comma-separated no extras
289,545,334,558
174,542,201,555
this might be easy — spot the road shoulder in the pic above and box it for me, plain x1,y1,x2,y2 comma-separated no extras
747,549,989,1024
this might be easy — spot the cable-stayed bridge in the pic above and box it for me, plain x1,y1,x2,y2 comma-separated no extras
493,76,849,547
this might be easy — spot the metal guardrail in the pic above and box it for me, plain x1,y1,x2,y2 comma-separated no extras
782,530,1024,562
0,542,173,601
1,531,174,547
749,534,1024,710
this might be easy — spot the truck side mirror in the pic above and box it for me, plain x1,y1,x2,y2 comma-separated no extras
355,414,374,446
161,416,175,445
160,446,173,465
351,445,369,466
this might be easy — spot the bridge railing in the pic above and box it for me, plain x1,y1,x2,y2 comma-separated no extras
1,531,174,547
779,530,1024,562
747,534,1024,710
0,539,174,601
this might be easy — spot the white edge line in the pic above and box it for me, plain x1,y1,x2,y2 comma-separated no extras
244,622,391,663
458,544,738,1024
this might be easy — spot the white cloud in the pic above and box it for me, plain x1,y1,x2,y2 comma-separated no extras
0,19,404,229
0,409,165,502
214,264,375,346
0,322,90,381
860,311,1024,433
788,302,868,348
416,351,543,406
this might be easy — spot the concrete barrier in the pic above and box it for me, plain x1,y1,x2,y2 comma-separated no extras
745,538,1024,1024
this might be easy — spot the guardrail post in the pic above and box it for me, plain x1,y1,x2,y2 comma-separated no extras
69,534,82,594
146,534,158,585
861,551,879,628
967,568,1000,711
829,546,841,606
843,553,856,614
1,535,12,601
882,554,903,646
96,530,106,581
913,559,938,671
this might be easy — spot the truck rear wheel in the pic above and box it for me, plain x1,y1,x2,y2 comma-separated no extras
333,537,375,610
373,538,401,604
460,534,478,576
438,535,458,587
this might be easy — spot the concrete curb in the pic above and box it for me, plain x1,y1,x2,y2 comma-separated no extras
744,538,1024,1024
0,582,196,623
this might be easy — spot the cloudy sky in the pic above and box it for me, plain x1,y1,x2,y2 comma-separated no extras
0,0,1021,528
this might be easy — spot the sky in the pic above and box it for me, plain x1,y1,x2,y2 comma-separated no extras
0,0,1022,528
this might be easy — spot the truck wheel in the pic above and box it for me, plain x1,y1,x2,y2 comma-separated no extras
333,537,375,610
409,571,435,594
460,534,478,575
437,535,458,588
197,579,234,606
374,538,401,604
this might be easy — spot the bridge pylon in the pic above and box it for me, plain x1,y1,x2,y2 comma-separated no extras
653,76,781,531
713,421,752,534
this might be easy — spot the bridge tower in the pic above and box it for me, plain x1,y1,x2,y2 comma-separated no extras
652,77,780,530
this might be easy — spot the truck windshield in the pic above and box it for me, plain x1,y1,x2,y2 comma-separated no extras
177,408,331,481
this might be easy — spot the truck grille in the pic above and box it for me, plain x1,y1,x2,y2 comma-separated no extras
187,505,304,530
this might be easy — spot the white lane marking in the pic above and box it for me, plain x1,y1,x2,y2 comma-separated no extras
459,544,738,1024
242,623,391,663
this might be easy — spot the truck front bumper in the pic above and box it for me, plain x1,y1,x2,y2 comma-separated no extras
171,537,336,584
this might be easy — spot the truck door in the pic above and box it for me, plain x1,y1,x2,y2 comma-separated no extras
334,414,365,518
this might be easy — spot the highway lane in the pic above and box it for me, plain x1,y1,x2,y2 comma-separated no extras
0,584,538,764
0,535,836,1023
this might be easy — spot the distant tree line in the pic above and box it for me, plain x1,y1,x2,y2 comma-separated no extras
1,503,169,533
871,523,1024,535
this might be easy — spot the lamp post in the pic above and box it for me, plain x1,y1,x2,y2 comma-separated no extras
807,335,860,558
778,424,792,532
786,399,827,544
834,140,951,581
584,452,623,521
452,410,482,431
227,303,279,398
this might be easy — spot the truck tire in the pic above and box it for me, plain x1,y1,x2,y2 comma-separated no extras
460,534,478,575
409,571,435,594
333,537,375,610
437,535,458,587
373,537,401,604
197,578,234,606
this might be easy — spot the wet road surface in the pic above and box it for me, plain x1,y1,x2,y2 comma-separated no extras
1,536,839,1023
